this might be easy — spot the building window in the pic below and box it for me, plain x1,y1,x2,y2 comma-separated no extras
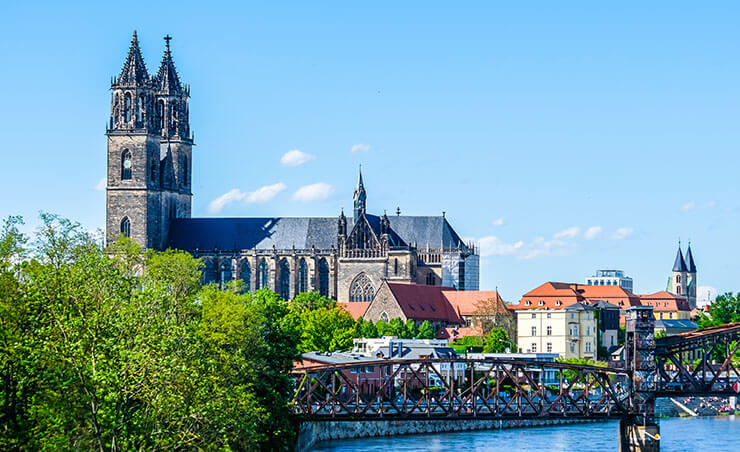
458,259,465,290
570,342,575,353
278,259,290,300
241,260,251,293
546,342,552,353
380,312,389,322
202,259,217,285
156,99,164,132
676,275,681,284
555,300,561,306
425,272,435,286
318,258,330,298
525,300,531,306
531,343,537,353
586,342,592,353
349,273,375,302
150,158,156,182
257,259,268,290
297,258,308,294
538,300,544,306
677,286,682,294
586,326,590,336
120,217,130,238
531,326,537,336
124,92,132,123
531,313,536,319
546,312,552,318
220,259,232,289
121,149,132,180
546,326,552,336
394,259,398,276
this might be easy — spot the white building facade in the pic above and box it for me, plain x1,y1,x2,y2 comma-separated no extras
585,269,633,292
515,304,597,360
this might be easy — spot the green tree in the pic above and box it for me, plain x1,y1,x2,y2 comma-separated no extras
291,291,336,312
450,336,485,353
482,328,515,353
698,292,740,329
294,306,356,353
416,320,436,339
353,318,378,338
375,319,389,336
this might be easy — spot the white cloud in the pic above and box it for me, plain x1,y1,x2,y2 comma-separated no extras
680,201,697,212
681,200,716,212
292,182,334,202
612,227,634,240
492,217,505,226
280,149,316,167
554,226,580,240
208,183,286,213
584,226,602,240
94,177,106,191
478,236,524,257
350,143,371,153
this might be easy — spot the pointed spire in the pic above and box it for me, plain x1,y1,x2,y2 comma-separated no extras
672,242,688,272
156,34,183,93
117,31,149,86
686,241,697,273
353,165,367,223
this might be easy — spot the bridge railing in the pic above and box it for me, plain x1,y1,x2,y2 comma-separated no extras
291,358,632,420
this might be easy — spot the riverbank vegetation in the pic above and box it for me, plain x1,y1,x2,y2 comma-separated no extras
0,215,300,450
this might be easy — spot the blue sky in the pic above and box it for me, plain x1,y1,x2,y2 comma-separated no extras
1,1,739,302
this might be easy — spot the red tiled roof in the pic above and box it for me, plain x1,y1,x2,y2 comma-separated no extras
637,291,691,312
338,302,370,320
387,283,463,324
511,281,641,310
441,290,507,317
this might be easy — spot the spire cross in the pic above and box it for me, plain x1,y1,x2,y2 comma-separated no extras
164,35,172,50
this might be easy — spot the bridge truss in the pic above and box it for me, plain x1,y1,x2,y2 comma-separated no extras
292,358,632,420
655,322,740,396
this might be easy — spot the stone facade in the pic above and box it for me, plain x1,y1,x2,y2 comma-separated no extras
105,33,479,302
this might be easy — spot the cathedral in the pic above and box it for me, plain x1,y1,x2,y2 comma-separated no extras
105,32,480,303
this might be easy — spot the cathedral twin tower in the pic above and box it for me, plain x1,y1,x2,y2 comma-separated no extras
105,32,192,249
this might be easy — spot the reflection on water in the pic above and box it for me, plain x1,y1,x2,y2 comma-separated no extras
312,416,740,452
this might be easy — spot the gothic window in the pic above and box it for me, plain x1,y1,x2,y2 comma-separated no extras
425,272,435,286
220,259,232,289
121,149,132,180
677,286,682,294
120,217,130,238
241,260,251,293
156,100,164,132
380,312,389,322
349,273,375,302
279,259,290,300
257,259,268,290
676,275,681,284
394,259,398,276
202,258,218,285
298,258,308,294
124,92,132,123
318,258,329,298
137,94,145,125
150,158,156,183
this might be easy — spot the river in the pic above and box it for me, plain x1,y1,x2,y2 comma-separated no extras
312,416,740,451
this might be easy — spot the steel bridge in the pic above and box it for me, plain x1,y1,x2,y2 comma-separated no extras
291,309,740,451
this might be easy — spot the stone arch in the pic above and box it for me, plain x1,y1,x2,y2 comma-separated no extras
240,260,251,293
120,217,130,238
349,273,375,302
121,149,132,180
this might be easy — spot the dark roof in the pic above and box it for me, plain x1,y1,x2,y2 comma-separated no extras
654,319,697,330
685,245,697,273
387,216,466,249
117,31,149,86
167,214,466,252
387,283,463,324
564,302,595,312
168,217,339,250
673,246,688,272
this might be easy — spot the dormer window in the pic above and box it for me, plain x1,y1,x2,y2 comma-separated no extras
538,300,544,306
555,300,562,306
525,300,531,306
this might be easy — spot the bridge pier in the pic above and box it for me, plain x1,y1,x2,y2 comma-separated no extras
619,418,660,452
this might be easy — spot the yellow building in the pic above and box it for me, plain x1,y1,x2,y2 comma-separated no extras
515,302,597,360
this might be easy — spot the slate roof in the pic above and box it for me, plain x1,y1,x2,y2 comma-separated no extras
686,245,697,272
167,214,467,252
673,246,688,272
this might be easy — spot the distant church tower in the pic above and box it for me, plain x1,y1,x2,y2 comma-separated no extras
669,241,697,309
105,32,192,249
